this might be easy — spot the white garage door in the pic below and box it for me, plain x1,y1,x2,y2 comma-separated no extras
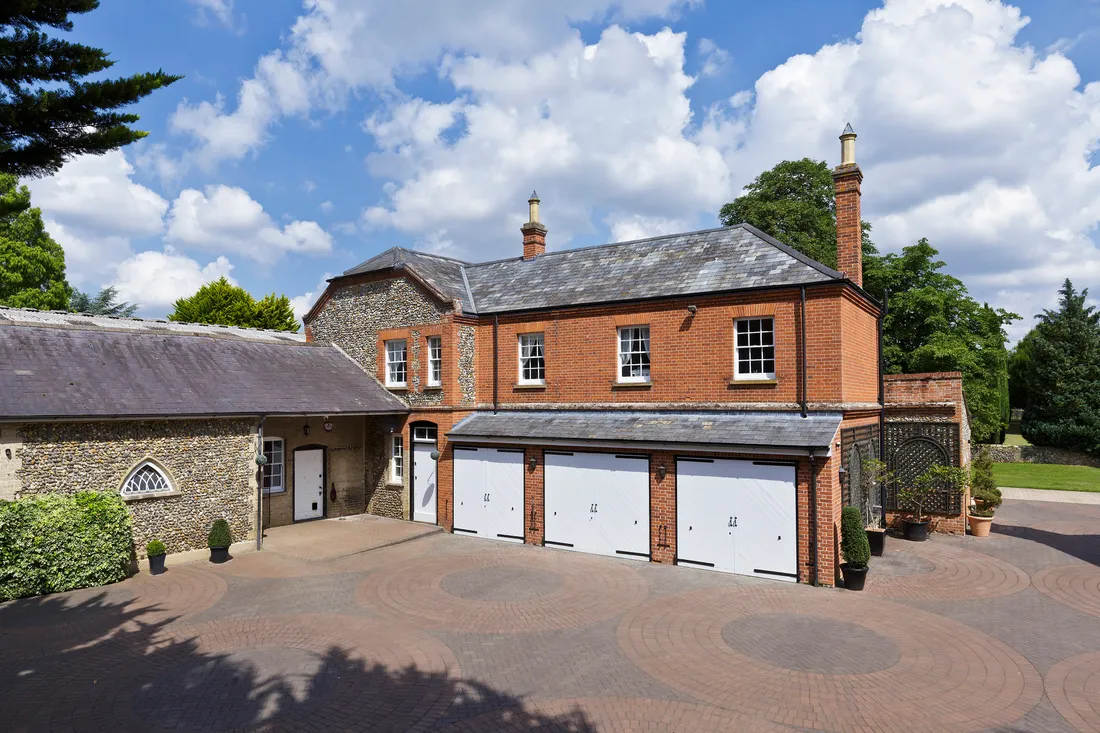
453,447,525,543
676,458,797,582
544,451,649,561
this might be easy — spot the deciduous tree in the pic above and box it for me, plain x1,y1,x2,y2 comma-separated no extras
0,174,69,309
169,277,299,332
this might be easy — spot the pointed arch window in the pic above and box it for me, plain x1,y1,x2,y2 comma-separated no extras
121,461,174,498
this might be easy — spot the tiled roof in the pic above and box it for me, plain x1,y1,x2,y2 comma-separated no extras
333,224,841,316
448,410,842,451
0,322,408,420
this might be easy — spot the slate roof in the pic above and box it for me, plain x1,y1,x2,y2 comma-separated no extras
328,223,842,317
0,322,408,420
448,410,843,452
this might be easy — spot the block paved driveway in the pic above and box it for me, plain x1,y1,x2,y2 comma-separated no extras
2,499,1099,732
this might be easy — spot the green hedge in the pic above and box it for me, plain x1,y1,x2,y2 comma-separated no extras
0,492,133,601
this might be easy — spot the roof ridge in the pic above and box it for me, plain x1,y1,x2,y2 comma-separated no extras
0,306,304,338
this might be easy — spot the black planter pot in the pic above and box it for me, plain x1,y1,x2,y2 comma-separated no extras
866,529,886,557
841,563,868,591
903,520,930,542
209,547,230,564
149,553,166,575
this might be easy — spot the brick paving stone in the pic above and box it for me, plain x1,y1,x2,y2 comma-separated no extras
1045,652,1100,733
1032,564,1100,618
617,585,1043,733
865,537,1031,601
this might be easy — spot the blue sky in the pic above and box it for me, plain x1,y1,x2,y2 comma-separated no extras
27,0,1100,337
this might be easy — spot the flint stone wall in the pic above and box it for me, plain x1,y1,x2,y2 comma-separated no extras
974,444,1100,469
15,419,256,557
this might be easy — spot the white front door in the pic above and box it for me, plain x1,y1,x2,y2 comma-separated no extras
412,442,438,524
293,448,324,521
676,458,797,582
544,451,650,560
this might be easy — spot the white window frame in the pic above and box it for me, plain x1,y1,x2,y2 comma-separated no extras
413,425,437,443
518,332,545,385
385,339,407,388
390,435,404,484
121,460,175,499
734,317,777,380
426,336,442,387
617,325,651,384
262,437,285,494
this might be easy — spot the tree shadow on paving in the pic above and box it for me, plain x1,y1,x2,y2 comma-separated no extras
992,523,1100,566
0,589,595,732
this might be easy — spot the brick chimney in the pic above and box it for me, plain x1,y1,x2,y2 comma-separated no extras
832,123,863,287
521,191,547,260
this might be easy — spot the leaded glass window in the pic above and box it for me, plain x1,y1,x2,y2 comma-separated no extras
618,326,650,383
518,333,545,384
735,318,775,379
122,462,172,497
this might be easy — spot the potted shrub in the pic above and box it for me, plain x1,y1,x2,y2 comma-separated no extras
863,459,892,556
897,464,970,541
840,505,871,590
968,448,1002,537
208,519,232,563
146,539,167,575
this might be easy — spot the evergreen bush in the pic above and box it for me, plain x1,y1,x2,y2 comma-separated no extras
970,449,1002,518
207,519,232,549
841,506,871,569
0,492,133,601
146,539,167,557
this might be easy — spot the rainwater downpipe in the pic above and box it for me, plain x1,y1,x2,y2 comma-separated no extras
800,286,808,418
256,415,266,551
878,288,889,529
493,314,499,414
809,450,818,587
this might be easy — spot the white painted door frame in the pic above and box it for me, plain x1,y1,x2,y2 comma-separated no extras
293,447,325,521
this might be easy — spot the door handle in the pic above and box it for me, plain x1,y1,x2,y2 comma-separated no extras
728,517,737,527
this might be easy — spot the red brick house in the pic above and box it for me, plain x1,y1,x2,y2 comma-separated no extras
300,126,901,587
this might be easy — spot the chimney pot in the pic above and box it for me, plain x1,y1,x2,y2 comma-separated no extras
521,190,547,260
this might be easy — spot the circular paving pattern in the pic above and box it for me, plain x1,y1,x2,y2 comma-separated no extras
203,551,337,578
617,586,1042,732
440,564,563,602
1046,652,1100,733
124,564,229,624
357,550,649,633
5,613,460,732
721,613,899,675
1033,564,1100,618
865,540,1030,601
435,697,790,732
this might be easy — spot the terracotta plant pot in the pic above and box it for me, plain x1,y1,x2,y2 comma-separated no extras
903,520,930,542
866,528,886,557
968,515,993,537
209,547,230,564
841,564,868,591
149,553,166,575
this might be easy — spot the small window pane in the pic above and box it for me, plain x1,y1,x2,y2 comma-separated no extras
734,317,775,380
427,336,442,386
519,333,545,383
262,438,284,493
386,340,407,386
618,326,651,382
391,436,403,481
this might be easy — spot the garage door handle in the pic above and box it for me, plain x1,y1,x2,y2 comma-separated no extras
729,517,736,527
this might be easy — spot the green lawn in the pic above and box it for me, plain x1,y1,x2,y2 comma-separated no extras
1002,432,1031,447
993,463,1100,492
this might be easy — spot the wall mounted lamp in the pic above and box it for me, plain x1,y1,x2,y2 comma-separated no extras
686,305,697,315
657,464,667,481
302,423,310,436
529,455,538,471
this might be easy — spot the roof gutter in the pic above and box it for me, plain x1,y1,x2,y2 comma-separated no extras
445,433,832,457
1,410,410,423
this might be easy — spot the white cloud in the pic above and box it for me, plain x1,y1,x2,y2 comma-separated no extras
363,26,730,258
165,185,333,262
169,0,699,166
112,249,235,310
701,0,1100,339
319,201,334,214
187,0,241,32
289,273,334,324
697,38,731,77
27,151,169,288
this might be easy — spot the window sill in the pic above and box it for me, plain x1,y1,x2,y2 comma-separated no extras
612,381,653,390
727,377,778,386
386,385,408,392
122,490,181,502
385,480,404,488
423,385,443,391
263,488,286,496
514,382,548,390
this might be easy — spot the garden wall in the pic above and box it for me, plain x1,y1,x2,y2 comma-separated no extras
972,444,1100,469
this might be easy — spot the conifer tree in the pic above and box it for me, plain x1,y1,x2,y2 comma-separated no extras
1,1,182,178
